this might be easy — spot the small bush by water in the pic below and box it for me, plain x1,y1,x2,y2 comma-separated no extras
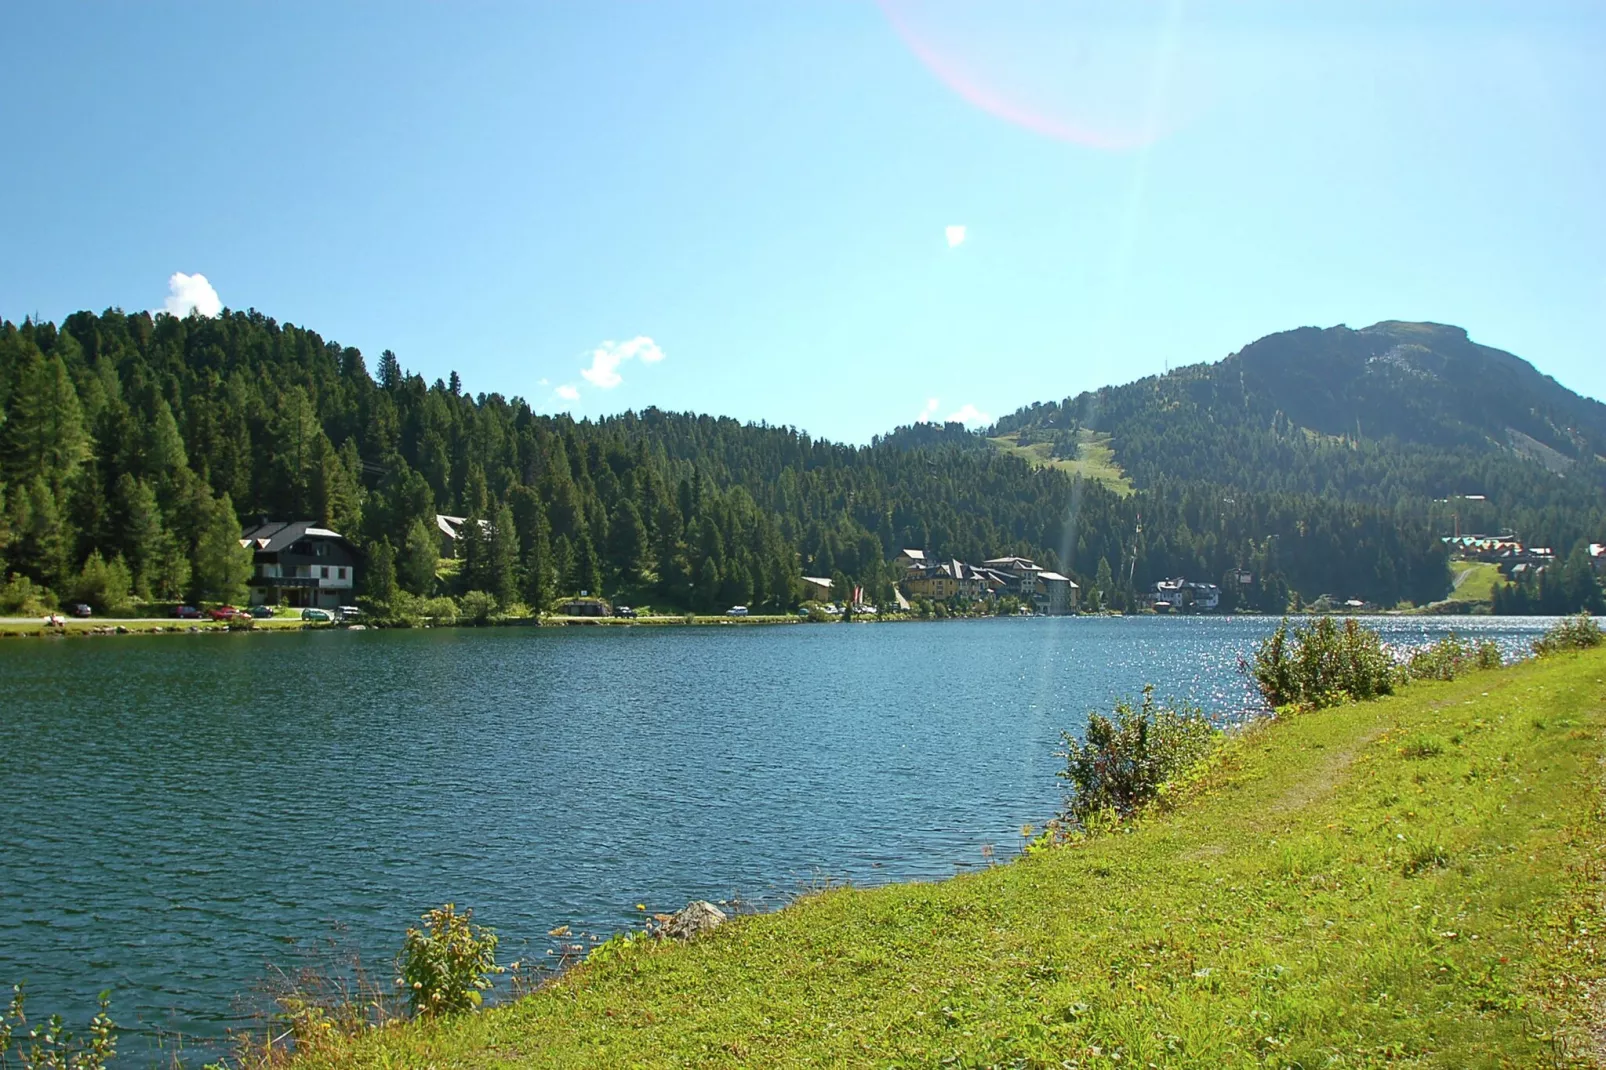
1533,612,1603,657
1401,633,1502,681
397,904,502,1017
0,984,116,1070
1249,616,1397,709
1058,685,1217,825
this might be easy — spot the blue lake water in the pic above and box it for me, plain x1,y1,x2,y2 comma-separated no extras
0,615,1559,1055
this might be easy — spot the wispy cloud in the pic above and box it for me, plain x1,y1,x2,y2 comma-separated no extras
581,336,665,389
916,397,941,423
160,272,222,317
946,402,991,426
945,225,967,248
554,384,581,401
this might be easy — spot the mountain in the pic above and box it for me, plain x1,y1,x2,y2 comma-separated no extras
989,321,1606,550
3,307,1482,616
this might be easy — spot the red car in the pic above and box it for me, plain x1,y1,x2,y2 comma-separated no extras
208,605,243,621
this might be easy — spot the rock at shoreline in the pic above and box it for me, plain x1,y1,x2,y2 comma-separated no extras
658,900,726,941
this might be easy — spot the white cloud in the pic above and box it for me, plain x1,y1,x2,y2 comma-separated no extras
945,225,967,248
916,397,940,423
554,384,581,401
537,377,550,386
161,272,222,317
946,402,992,426
581,336,665,389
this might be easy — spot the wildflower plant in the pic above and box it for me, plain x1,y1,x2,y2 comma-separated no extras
396,904,502,1018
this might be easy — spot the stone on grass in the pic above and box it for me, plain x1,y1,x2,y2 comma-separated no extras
659,900,726,941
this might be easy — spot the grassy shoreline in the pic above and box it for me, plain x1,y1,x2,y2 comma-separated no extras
271,648,1606,1068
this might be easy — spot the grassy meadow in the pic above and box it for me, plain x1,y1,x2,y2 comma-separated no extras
272,646,1606,1068
1448,560,1504,605
988,430,1135,496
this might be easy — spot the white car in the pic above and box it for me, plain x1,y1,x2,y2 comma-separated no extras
725,605,749,617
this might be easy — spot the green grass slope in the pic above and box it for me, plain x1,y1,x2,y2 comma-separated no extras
988,429,1134,496
289,650,1606,1068
1448,560,1503,604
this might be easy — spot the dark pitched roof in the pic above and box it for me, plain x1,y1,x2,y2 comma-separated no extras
240,520,351,553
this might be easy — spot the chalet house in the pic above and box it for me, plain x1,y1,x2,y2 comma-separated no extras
240,521,359,609
894,548,928,571
1590,544,1605,575
435,514,492,558
801,576,834,602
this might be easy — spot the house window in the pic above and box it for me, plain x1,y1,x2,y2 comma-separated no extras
338,567,347,580
321,566,329,579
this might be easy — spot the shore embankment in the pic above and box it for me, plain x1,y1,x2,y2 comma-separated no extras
277,647,1606,1067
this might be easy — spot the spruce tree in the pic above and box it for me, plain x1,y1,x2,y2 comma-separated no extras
192,492,251,603
486,504,518,606
399,517,440,596
365,538,397,604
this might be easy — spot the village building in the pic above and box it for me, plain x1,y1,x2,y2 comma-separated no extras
1142,577,1220,613
240,520,359,609
435,513,492,558
905,559,985,601
893,548,927,571
800,576,834,602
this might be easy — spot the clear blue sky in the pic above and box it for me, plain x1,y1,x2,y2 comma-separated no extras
2,1,1602,442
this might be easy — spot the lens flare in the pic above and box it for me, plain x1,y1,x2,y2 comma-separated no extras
879,0,1199,151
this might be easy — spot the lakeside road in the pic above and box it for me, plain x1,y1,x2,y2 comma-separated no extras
280,647,1606,1068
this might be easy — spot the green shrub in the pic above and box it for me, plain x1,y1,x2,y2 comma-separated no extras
396,903,502,1018
418,595,461,624
0,574,54,616
1475,640,1503,669
0,983,116,1069
69,552,134,615
1532,612,1603,657
1250,617,1397,709
457,590,497,624
1405,634,1473,682
1058,685,1218,824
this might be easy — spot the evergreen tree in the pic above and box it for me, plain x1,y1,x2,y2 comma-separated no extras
571,532,603,597
399,517,439,596
192,493,251,603
1093,556,1114,611
2,352,88,491
521,506,556,614
606,499,649,583
114,474,164,598
365,538,397,604
485,503,519,605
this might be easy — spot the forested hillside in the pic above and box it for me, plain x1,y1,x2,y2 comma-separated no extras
994,321,1606,554
0,308,1467,617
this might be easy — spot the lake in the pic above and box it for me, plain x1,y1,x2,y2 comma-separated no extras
0,615,1558,1055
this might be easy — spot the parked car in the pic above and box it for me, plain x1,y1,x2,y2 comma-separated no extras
615,605,638,619
209,605,242,621
174,605,202,619
301,608,333,622
335,605,363,622
69,603,93,618
247,604,277,619
726,605,749,617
